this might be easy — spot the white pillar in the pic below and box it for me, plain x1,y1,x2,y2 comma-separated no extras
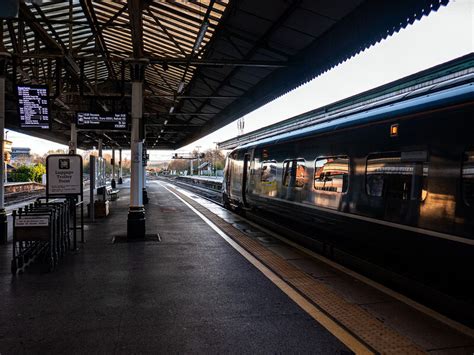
126,59,147,239
130,80,143,207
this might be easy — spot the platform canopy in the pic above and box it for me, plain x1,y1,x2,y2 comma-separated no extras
1,0,449,150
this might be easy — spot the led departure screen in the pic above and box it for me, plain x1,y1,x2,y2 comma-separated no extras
17,85,51,129
76,112,128,130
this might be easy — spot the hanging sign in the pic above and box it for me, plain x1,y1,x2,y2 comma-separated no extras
76,112,128,130
46,154,83,196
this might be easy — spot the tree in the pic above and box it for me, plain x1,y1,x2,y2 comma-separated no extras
31,163,46,182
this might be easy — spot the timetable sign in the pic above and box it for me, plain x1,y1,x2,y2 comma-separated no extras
76,112,128,130
17,85,51,130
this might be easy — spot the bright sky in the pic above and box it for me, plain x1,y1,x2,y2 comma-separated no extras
5,0,473,161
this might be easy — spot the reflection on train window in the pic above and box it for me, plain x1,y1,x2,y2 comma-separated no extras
283,159,306,188
366,152,428,201
261,160,277,182
462,150,474,206
314,156,349,193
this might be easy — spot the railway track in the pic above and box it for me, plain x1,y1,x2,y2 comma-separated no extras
5,189,46,206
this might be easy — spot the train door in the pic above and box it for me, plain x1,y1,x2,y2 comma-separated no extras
242,153,251,206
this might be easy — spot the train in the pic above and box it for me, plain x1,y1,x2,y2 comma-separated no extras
222,57,474,323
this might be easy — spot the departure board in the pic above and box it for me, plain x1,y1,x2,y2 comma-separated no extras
17,85,51,130
76,112,128,130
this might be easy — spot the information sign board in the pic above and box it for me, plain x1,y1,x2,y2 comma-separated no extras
17,85,51,129
46,154,83,197
76,112,128,130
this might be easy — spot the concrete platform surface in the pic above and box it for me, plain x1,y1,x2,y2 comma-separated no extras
0,181,349,354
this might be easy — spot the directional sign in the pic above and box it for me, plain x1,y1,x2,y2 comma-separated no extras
76,112,128,130
46,154,83,197
17,85,51,130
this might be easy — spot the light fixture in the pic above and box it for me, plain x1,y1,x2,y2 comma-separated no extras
164,119,168,125
177,81,185,94
169,106,175,114
193,21,209,53
390,124,399,137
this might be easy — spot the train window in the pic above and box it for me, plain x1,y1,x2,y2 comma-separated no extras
283,159,306,188
366,152,428,201
462,150,474,206
261,160,277,183
314,156,349,193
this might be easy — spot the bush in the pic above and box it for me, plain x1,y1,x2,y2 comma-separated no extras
9,163,46,183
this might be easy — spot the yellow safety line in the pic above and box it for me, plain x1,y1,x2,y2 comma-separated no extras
161,183,374,354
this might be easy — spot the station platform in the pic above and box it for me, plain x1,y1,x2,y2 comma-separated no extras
1,181,473,353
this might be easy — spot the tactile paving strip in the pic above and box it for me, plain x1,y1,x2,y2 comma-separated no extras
171,187,426,354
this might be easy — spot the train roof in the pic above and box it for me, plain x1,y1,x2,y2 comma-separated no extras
222,53,474,151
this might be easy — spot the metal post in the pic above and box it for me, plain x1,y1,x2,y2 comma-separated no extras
190,159,193,176
142,145,148,204
111,147,116,188
98,138,103,157
196,146,201,176
0,42,10,244
127,59,147,239
69,122,77,154
89,155,95,222
118,148,123,184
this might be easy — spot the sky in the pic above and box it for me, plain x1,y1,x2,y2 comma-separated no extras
5,0,473,161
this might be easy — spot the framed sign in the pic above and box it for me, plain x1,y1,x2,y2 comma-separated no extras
16,84,51,130
46,154,83,197
76,112,128,130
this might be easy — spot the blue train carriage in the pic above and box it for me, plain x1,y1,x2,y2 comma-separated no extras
223,55,474,320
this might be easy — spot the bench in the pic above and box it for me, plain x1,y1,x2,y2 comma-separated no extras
106,186,120,201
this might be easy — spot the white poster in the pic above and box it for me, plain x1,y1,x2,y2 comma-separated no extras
47,154,83,196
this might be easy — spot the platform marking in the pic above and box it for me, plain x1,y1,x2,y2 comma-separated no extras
161,182,376,354
241,215,474,340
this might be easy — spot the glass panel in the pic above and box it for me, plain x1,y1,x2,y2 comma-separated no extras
295,160,306,187
366,152,428,201
462,150,474,206
314,156,349,193
283,159,306,188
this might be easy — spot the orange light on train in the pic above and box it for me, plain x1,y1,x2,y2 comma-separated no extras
390,124,399,137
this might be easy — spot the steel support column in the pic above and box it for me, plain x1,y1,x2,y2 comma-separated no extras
127,59,147,239
69,122,77,154
98,138,103,157
111,147,116,188
0,44,10,244
118,148,123,184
